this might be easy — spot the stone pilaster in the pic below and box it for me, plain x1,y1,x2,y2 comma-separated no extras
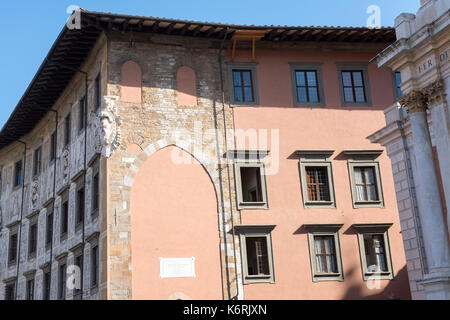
401,89,450,299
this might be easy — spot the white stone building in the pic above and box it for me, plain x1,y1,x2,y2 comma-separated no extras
369,0,450,300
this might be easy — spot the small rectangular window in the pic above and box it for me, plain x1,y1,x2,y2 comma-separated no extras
76,188,85,225
234,162,268,210
236,225,276,284
50,132,57,163
5,283,16,300
91,245,99,287
64,113,71,147
233,70,254,103
46,212,53,247
305,224,344,282
342,71,366,103
94,74,101,110
14,160,23,187
92,173,100,213
295,71,319,103
354,224,394,280
58,264,66,300
345,151,384,208
33,147,42,176
28,222,38,257
8,232,18,264
79,96,86,132
395,72,403,98
297,151,335,209
74,254,83,295
26,278,35,300
61,201,69,238
43,270,51,300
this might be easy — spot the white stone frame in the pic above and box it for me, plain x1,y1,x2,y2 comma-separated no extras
353,223,394,281
304,224,344,282
230,150,270,210
297,150,336,209
235,225,276,284
344,150,384,209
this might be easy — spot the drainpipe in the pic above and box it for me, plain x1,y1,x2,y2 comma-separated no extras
397,105,428,275
14,140,27,300
217,27,240,300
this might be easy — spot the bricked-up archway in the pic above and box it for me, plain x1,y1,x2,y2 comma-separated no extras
130,145,223,299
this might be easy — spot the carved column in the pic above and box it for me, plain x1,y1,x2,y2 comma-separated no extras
400,89,450,299
425,80,450,236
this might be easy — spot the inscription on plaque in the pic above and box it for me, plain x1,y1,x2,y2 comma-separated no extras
159,257,196,279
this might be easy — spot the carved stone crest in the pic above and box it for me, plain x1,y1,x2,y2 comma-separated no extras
92,95,122,158
62,148,70,183
31,177,39,210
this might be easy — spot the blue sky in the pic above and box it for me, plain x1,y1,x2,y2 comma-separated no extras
0,0,419,129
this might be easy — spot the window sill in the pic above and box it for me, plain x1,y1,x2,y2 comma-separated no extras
353,200,384,208
304,201,335,209
312,273,344,282
363,271,393,280
244,275,275,284
238,202,268,210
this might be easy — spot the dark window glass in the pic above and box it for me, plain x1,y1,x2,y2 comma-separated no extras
341,71,366,103
74,255,83,295
50,132,57,163
33,147,42,176
240,167,263,203
305,167,331,202
92,173,99,212
91,245,99,287
43,271,51,300
295,71,319,103
76,188,85,225
313,235,338,274
8,233,18,263
58,264,66,300
363,234,388,272
95,74,101,110
46,212,53,246
395,72,403,98
14,160,23,187
232,70,254,102
64,113,71,146
28,223,38,255
61,202,69,236
26,278,35,300
5,283,15,300
354,167,379,201
79,97,86,131
245,237,270,276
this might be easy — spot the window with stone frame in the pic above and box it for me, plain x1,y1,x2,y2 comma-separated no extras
46,203,54,249
290,63,326,107
8,224,19,265
75,175,85,228
337,63,372,107
297,150,336,209
230,150,269,210
4,282,16,300
235,225,276,284
42,268,51,300
344,150,384,208
26,277,35,300
227,62,259,106
28,219,38,259
353,224,394,280
33,146,42,177
64,112,71,147
58,262,67,300
14,160,23,188
94,73,101,111
50,131,57,164
91,244,99,288
78,96,86,132
395,72,403,98
305,224,344,282
72,248,83,298
60,191,69,240
91,160,100,215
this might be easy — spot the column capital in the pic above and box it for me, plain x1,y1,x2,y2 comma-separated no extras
399,90,428,114
423,79,447,108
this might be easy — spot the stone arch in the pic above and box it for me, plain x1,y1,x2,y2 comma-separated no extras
121,60,142,103
129,144,223,299
176,66,197,106
123,137,221,213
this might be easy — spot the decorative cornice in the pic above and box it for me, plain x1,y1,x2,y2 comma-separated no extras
399,90,428,114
